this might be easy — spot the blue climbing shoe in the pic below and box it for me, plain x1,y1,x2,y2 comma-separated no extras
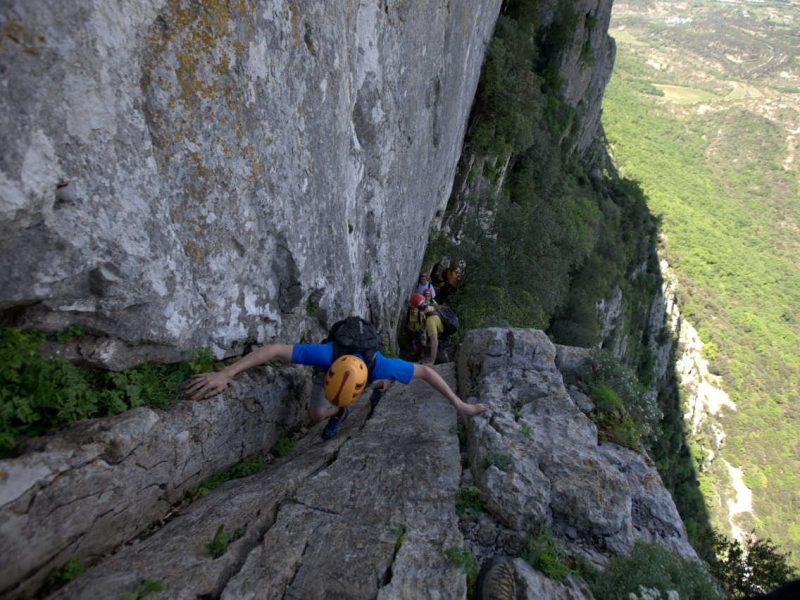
369,388,385,409
322,407,350,440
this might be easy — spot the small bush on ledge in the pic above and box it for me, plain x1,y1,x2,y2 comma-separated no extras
0,327,215,454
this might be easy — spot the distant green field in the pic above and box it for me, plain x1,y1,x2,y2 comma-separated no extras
604,23,800,567
652,84,719,104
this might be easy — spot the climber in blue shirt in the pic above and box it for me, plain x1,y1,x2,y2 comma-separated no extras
186,317,488,440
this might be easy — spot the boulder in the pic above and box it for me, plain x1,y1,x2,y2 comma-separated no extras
458,328,697,566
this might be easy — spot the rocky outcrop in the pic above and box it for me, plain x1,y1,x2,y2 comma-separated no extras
1,330,700,598
532,0,616,155
0,0,502,365
49,365,465,600
0,365,309,599
457,328,696,568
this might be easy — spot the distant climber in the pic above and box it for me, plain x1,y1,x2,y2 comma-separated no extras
415,271,436,300
404,302,427,361
409,293,459,365
186,316,487,439
436,262,461,305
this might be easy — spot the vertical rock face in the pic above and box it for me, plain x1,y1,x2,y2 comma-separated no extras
0,0,501,362
533,0,616,155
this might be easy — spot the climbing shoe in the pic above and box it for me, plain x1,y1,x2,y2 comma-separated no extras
369,388,385,409
322,406,350,440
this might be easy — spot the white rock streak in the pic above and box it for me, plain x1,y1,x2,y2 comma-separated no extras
661,258,754,541
725,460,754,542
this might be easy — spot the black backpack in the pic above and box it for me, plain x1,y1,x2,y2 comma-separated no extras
324,316,381,372
433,305,459,336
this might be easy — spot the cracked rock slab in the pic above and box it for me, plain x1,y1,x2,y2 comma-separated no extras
48,365,466,600
223,365,466,600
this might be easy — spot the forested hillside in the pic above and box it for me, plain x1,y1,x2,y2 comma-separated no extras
604,0,800,566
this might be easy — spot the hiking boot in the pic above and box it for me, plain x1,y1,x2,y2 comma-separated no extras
322,406,350,440
369,388,385,409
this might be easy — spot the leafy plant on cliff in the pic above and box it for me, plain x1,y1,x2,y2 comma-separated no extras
445,546,480,591
42,557,85,594
206,524,243,559
591,349,661,442
118,578,164,600
0,327,215,454
587,541,725,600
706,532,797,599
521,529,571,582
455,484,484,518
186,452,269,500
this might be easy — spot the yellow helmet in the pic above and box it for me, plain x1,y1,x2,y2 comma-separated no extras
324,355,368,407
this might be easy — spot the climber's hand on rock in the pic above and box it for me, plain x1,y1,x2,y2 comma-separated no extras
185,371,230,401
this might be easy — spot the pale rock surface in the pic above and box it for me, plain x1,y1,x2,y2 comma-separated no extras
0,365,310,599
457,328,697,567
0,0,501,365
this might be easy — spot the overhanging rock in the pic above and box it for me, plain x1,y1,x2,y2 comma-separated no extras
0,0,502,363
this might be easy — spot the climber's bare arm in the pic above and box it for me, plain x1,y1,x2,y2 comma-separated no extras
412,363,489,416
185,344,294,401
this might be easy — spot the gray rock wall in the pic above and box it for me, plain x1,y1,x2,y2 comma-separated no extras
532,0,616,155
457,328,697,568
0,0,501,364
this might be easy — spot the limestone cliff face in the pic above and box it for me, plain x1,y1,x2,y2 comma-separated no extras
0,0,501,365
531,0,616,156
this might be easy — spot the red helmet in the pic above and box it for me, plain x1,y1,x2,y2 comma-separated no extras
409,293,426,309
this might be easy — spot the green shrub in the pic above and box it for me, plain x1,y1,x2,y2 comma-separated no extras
206,524,243,559
591,349,661,440
119,578,164,600
43,557,85,593
708,532,798,599
445,546,480,590
271,433,295,458
591,384,624,415
588,541,724,599
0,328,215,453
187,453,269,499
521,529,571,582
455,485,484,517
481,452,513,472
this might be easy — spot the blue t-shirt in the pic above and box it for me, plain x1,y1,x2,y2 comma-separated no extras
291,343,414,384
